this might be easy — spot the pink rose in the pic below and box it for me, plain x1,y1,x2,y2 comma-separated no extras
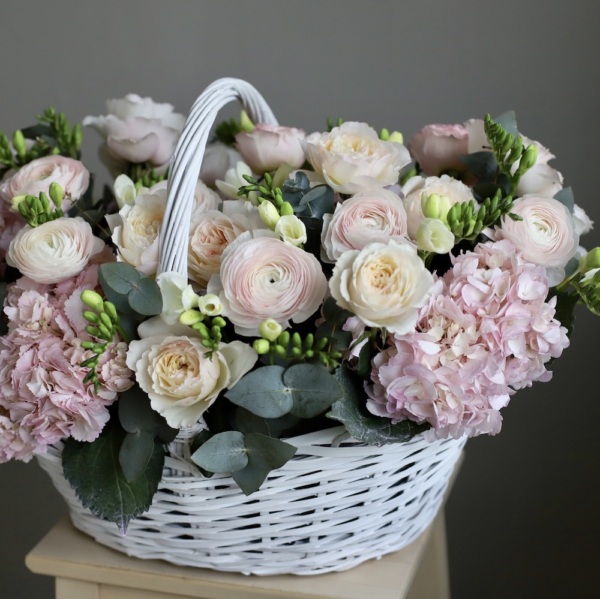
304,122,411,194
0,155,89,211
207,232,328,336
83,94,186,173
235,124,306,174
321,188,408,262
495,196,579,273
407,124,468,176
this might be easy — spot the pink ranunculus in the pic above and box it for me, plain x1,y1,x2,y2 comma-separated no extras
207,232,328,336
83,94,186,174
321,188,408,262
495,195,579,274
303,121,411,194
407,124,468,176
0,155,90,212
235,124,306,174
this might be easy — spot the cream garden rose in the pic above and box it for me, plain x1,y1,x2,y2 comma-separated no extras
207,231,328,335
6,217,104,284
303,121,411,194
321,188,408,262
126,333,257,429
329,239,434,334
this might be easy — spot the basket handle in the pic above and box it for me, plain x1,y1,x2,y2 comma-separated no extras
158,78,278,277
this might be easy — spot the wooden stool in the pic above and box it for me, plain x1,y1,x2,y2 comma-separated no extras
26,510,451,599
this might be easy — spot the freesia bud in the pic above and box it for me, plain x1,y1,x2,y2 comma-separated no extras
421,192,451,222
240,110,255,133
49,182,65,209
416,218,455,254
258,199,280,229
578,247,600,274
518,145,538,174
258,318,282,342
379,128,390,141
81,290,105,312
197,293,223,316
11,194,27,213
179,309,204,326
253,338,271,354
387,131,404,144
12,130,26,159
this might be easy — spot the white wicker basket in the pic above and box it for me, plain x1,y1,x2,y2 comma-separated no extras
36,78,467,576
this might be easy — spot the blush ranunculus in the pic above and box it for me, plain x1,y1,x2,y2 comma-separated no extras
321,188,408,262
407,124,468,176
207,232,328,336
329,239,434,334
303,121,411,194
6,217,105,284
126,334,257,429
495,195,579,273
235,124,306,174
0,155,90,212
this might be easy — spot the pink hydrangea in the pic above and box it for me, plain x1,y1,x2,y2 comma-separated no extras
366,240,569,439
0,265,134,462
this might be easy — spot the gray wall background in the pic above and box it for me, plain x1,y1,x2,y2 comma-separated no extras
1,1,599,597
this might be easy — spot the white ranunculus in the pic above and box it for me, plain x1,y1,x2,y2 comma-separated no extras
126,334,257,429
321,188,408,262
402,175,475,240
105,185,166,275
303,121,411,194
329,240,434,334
6,217,104,284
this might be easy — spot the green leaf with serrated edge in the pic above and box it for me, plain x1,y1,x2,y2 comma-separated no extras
191,431,248,473
283,363,343,419
99,262,142,294
224,365,293,418
554,187,574,214
327,365,430,445
119,430,155,483
127,276,162,316
62,418,165,533
232,433,297,495
118,386,163,434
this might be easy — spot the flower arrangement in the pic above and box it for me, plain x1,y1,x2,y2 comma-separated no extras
0,93,598,533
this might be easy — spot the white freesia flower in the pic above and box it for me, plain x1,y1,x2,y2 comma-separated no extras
126,333,257,429
215,161,257,203
156,272,199,325
113,174,138,209
416,218,455,254
6,217,104,284
198,294,222,316
303,121,411,194
329,240,434,334
275,214,307,247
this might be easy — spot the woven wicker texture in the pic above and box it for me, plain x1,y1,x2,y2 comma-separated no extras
38,427,466,575
37,78,467,575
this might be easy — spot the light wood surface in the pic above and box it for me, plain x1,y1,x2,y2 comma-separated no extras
26,512,450,599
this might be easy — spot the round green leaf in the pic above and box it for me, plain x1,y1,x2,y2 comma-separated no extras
191,431,248,474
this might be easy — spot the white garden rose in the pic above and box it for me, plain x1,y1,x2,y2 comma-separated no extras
106,185,166,275
6,217,104,284
0,155,89,212
321,188,408,262
402,175,475,240
303,121,411,194
126,334,257,429
329,239,434,334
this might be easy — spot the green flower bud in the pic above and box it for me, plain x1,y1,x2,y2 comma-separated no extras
81,290,105,312
274,344,287,358
253,338,271,354
12,130,26,159
192,322,210,337
518,145,538,174
258,318,282,342
387,131,404,144
578,247,600,274
99,312,113,330
211,316,227,328
304,333,314,349
179,309,204,326
421,193,451,222
292,332,302,348
258,199,280,229
240,110,255,132
277,331,290,347
280,202,294,216
11,195,28,214
73,124,83,149
49,183,65,209
103,301,118,323
379,128,390,141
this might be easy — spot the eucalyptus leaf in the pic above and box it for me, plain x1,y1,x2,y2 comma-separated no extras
327,365,429,445
554,187,574,214
99,262,142,294
127,276,163,315
119,430,155,483
283,363,343,419
118,386,162,434
232,407,272,436
224,365,293,418
191,431,248,473
459,151,498,179
297,185,335,218
232,433,297,495
62,419,165,534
